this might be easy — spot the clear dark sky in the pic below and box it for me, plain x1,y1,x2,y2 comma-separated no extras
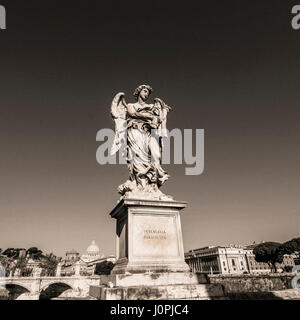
0,0,299,257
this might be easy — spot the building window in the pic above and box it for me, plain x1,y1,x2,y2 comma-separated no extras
232,259,236,267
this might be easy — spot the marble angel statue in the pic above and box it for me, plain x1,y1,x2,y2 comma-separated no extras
110,84,173,200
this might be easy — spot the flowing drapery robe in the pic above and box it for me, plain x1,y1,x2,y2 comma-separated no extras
126,104,168,188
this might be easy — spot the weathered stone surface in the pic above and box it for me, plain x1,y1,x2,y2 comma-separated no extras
209,273,296,293
100,272,201,287
89,284,226,300
90,273,300,300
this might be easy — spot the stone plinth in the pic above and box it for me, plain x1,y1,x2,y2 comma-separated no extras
90,199,225,300
110,199,190,277
88,198,227,301
89,284,227,300
99,272,200,287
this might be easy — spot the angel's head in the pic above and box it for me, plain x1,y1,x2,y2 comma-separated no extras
133,84,153,102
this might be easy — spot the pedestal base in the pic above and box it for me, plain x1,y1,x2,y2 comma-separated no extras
100,272,202,287
112,258,190,275
89,283,227,300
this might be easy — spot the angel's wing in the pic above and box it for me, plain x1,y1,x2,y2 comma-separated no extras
154,98,172,113
111,92,128,155
154,98,172,138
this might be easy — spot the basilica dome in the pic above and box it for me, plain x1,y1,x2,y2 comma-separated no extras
81,240,102,263
87,240,100,253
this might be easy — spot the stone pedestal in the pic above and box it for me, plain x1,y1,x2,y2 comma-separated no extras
110,199,190,277
89,198,226,300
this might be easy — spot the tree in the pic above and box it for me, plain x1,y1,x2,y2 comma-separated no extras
1,247,62,277
253,242,284,273
39,254,59,277
280,238,300,260
27,247,43,260
0,255,12,276
95,261,115,275
14,257,27,276
2,248,19,259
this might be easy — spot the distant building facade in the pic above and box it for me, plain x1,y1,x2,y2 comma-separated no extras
60,240,116,276
26,258,40,270
185,244,297,275
65,249,80,263
185,245,248,274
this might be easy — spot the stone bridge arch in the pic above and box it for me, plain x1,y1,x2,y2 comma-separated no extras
6,281,32,292
39,281,74,300
1,276,95,300
5,283,32,300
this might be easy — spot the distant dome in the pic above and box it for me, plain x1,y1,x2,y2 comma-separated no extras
81,240,103,263
87,240,100,253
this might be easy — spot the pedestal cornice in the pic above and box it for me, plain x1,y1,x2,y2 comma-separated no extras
110,198,187,220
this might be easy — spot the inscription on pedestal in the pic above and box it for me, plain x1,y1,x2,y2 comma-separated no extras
132,214,180,259
143,229,167,240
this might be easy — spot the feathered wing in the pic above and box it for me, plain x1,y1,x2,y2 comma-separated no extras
154,98,172,138
111,92,127,155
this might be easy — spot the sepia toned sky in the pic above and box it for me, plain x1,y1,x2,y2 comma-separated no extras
0,1,299,257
